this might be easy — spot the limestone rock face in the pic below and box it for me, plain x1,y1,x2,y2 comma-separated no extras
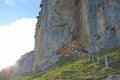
13,51,34,75
33,0,90,71
86,0,120,52
0,0,120,77
33,0,120,71
0,51,34,79
103,76,120,80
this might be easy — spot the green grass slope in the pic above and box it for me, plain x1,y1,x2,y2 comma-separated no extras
17,48,120,80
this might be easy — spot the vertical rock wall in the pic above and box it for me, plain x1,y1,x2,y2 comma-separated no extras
86,0,120,52
13,51,34,75
33,0,120,71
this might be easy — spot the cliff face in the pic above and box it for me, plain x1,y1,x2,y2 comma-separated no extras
33,0,120,71
0,51,34,80
0,0,120,78
86,0,120,52
12,51,34,75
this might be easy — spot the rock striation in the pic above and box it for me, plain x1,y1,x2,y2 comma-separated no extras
0,0,120,78
0,51,34,80
103,76,120,80
12,51,34,75
33,0,120,71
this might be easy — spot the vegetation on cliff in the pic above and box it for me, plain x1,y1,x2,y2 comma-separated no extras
17,48,120,80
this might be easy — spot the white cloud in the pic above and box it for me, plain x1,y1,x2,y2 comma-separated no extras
4,0,40,5
0,18,37,69
5,0,10,5
5,0,13,5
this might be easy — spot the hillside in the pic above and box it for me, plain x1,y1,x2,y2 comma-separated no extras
0,0,120,79
17,48,120,80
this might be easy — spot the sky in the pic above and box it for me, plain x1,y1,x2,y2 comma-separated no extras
0,0,41,70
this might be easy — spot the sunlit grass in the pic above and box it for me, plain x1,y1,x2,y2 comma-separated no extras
12,48,120,80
